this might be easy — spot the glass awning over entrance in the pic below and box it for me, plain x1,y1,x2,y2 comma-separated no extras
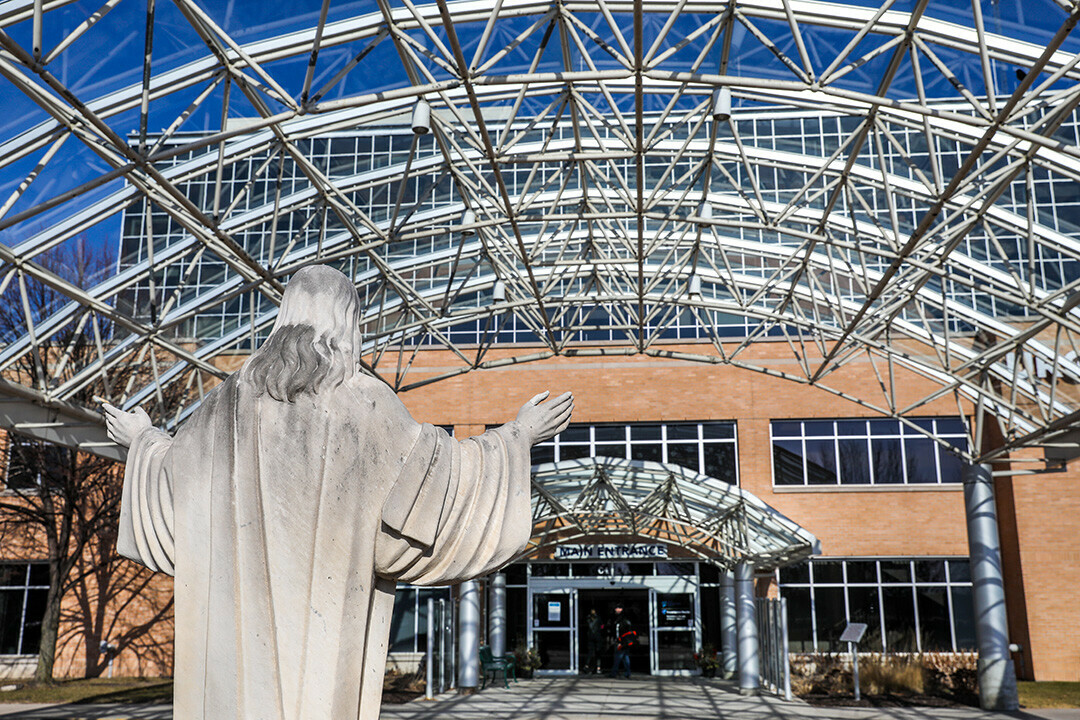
524,457,818,570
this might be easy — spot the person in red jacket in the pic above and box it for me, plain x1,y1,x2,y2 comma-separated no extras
609,604,636,678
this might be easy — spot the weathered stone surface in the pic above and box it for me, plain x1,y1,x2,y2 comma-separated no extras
103,266,573,719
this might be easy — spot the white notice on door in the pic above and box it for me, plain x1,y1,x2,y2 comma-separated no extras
548,601,562,623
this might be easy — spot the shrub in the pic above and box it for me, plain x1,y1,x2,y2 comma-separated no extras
790,653,848,695
512,645,542,672
693,645,720,671
791,651,979,704
859,654,923,695
922,652,978,704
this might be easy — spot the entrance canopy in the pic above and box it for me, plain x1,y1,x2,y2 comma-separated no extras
524,457,818,570
3,0,1080,465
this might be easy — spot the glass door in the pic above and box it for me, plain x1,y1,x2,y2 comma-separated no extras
530,590,576,674
652,591,698,672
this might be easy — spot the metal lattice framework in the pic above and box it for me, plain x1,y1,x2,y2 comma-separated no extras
3,0,1080,466
525,457,818,568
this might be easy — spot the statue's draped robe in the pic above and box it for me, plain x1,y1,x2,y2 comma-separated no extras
118,373,532,719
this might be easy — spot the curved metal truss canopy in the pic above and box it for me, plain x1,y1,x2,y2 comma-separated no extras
522,457,818,569
3,0,1080,467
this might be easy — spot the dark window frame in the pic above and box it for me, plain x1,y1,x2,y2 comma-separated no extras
531,421,740,485
769,418,968,487
0,562,49,656
777,556,975,653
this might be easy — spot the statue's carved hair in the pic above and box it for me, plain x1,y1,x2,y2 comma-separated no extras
242,266,362,402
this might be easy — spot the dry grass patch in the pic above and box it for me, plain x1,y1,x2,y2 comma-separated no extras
0,678,172,704
792,652,978,707
860,655,924,695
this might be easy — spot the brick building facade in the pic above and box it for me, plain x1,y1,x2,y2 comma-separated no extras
4,341,1075,680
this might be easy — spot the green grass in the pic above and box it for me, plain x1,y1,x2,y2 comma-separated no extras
1018,682,1080,709
0,678,172,705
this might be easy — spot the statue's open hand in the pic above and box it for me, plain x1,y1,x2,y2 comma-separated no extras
102,403,153,449
516,391,574,446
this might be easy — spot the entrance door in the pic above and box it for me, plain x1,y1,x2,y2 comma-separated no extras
652,590,698,672
577,589,651,675
531,590,575,673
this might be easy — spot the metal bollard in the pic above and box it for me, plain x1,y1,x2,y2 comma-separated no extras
426,597,435,700
438,598,446,694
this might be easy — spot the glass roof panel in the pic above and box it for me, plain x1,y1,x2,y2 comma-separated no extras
3,0,1080,466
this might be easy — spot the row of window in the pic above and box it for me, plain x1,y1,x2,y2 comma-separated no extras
778,558,974,653
6,417,970,491
121,106,1080,343
530,422,738,485
404,305,780,347
6,547,974,660
528,417,967,487
387,558,976,660
772,418,968,486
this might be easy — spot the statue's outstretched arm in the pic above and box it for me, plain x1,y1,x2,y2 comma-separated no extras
103,402,175,574
513,391,574,446
102,402,155,448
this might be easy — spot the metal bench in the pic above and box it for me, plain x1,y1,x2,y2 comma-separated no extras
479,644,516,689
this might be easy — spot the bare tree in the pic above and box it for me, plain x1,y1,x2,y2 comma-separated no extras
62,505,174,678
0,240,180,680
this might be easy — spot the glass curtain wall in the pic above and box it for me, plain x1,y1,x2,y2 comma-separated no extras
778,557,975,653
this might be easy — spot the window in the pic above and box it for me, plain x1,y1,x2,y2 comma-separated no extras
777,557,975,653
0,563,49,655
389,585,451,653
4,435,69,491
531,422,738,484
771,418,967,486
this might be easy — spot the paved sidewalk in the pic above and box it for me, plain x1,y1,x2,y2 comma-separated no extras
0,678,1075,719
380,677,1080,720
0,704,169,719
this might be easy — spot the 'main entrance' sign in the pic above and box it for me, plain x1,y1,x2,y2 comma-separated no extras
553,544,668,560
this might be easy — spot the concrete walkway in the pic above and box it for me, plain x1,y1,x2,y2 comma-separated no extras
0,704,170,719
0,678,1075,719
380,677,1080,720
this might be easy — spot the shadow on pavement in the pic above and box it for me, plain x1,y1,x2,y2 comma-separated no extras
378,676,1080,720
0,677,1076,719
0,704,171,719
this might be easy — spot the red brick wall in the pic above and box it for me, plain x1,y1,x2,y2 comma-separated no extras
1001,452,1080,681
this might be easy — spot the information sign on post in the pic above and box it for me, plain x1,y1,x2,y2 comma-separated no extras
840,623,868,701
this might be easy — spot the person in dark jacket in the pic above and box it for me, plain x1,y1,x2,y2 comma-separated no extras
608,604,635,678
583,608,603,674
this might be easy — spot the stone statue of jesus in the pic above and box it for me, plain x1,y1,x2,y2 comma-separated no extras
103,265,573,719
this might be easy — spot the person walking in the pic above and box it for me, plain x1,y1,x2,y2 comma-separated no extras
608,604,636,678
583,608,604,674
